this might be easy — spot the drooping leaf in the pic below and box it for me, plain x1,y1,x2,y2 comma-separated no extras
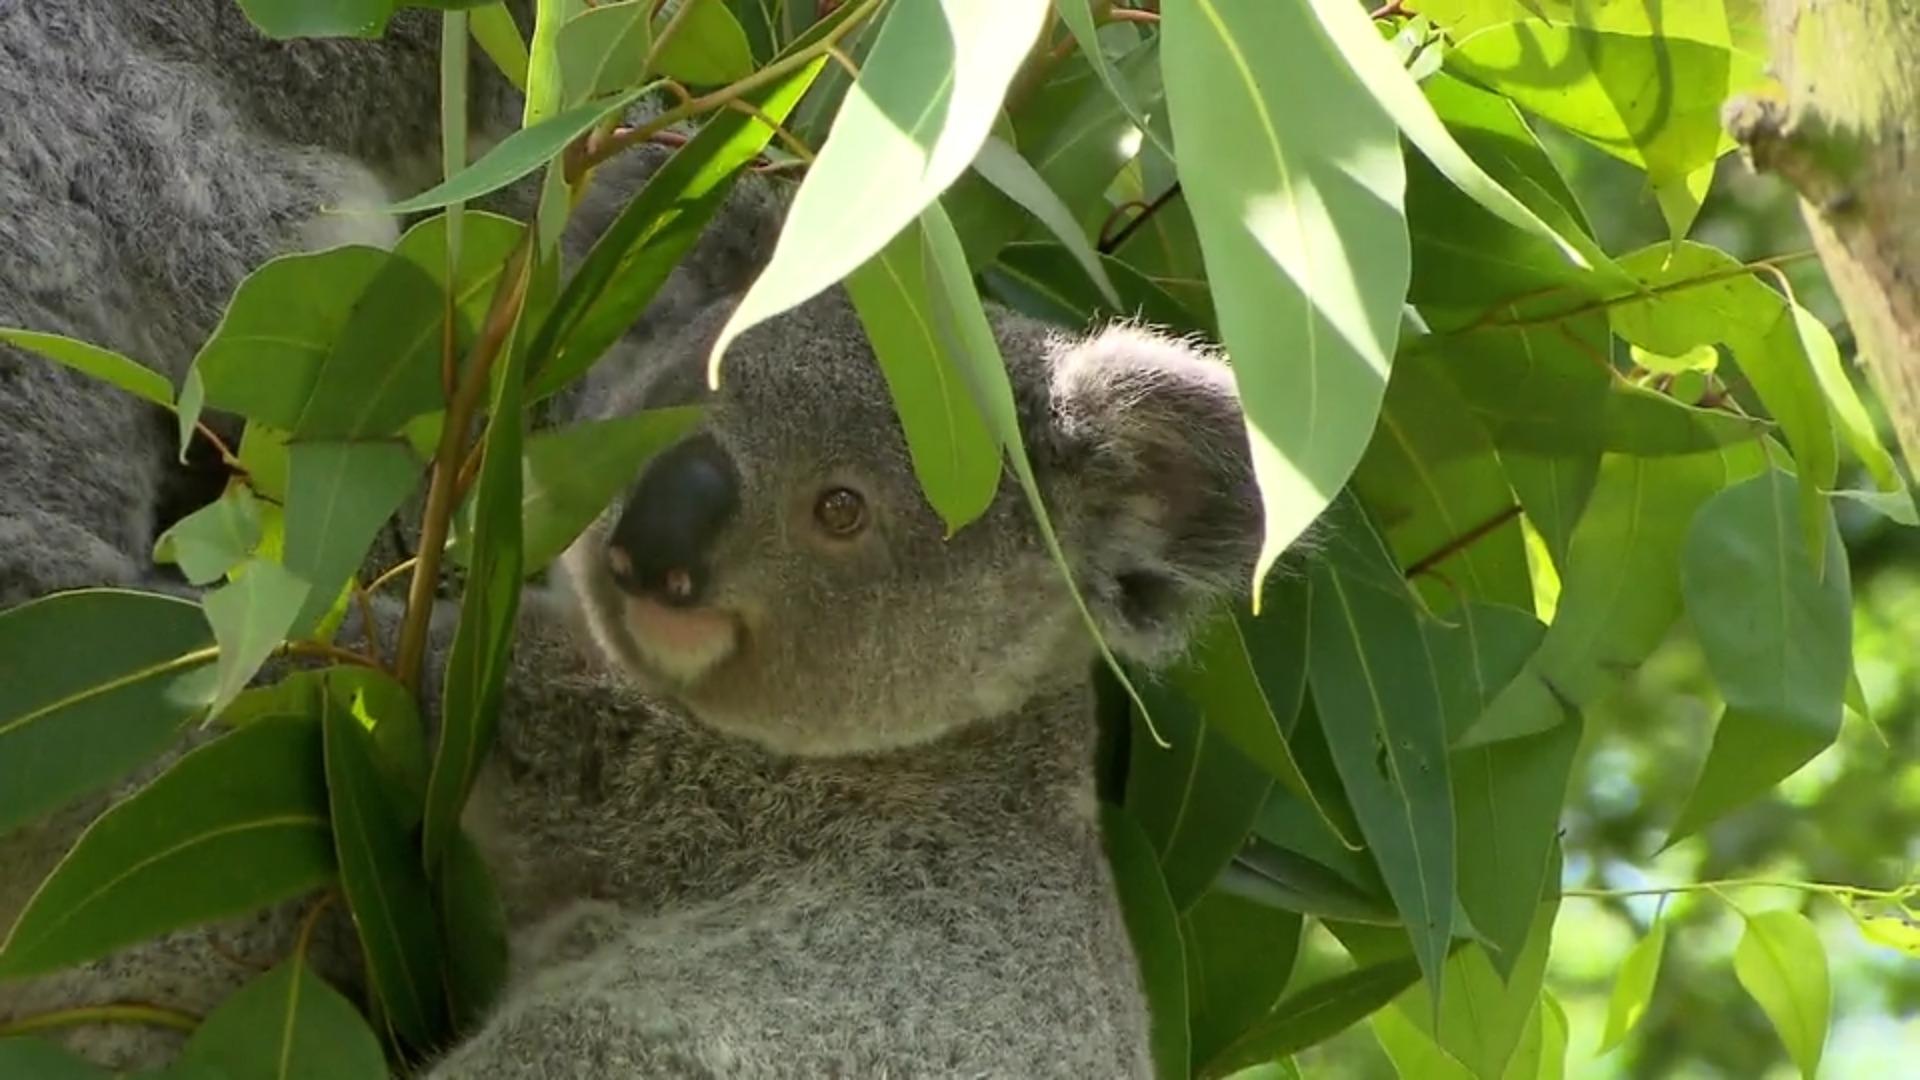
154,486,265,586
1183,890,1304,1072
707,0,1050,380
528,54,826,398
234,0,392,39
844,228,1002,534
969,135,1119,306
1304,496,1453,994
1104,806,1191,1080
1199,956,1423,1079
1667,469,1850,843
650,0,756,85
1393,896,1559,1080
1792,304,1914,518
387,86,653,214
202,559,312,721
283,439,425,636
1162,0,1409,601
1733,909,1831,1080
1461,444,1763,745
1222,837,1396,927
1126,681,1272,912
178,956,387,1080
1055,0,1171,159
1600,919,1669,1052
0,591,216,836
321,677,449,1051
0,1039,114,1080
470,1,531,90
0,328,174,408
0,715,333,978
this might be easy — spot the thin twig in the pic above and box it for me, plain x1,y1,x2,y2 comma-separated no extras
0,1002,200,1038
1464,250,1822,334
1403,504,1522,579
1100,183,1183,253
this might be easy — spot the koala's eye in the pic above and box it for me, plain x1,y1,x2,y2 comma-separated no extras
813,487,868,537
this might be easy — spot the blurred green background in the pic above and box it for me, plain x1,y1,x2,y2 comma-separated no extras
1292,131,1920,1079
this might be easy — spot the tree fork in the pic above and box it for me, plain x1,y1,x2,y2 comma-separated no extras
1728,0,1920,476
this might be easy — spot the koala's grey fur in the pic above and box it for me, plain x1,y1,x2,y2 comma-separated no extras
2,4,1266,1077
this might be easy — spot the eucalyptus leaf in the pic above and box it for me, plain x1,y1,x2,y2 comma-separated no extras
202,559,312,721
0,590,216,836
153,486,265,586
0,715,333,978
283,439,425,636
1163,0,1408,602
1126,681,1272,912
1734,909,1830,1080
650,0,756,85
1199,956,1422,1079
969,135,1119,306
558,0,654,102
1183,890,1303,1073
1104,806,1191,1080
0,328,174,408
1599,919,1669,1052
512,407,705,573
178,956,387,1080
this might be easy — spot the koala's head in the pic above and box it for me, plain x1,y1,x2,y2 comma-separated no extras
559,286,1261,757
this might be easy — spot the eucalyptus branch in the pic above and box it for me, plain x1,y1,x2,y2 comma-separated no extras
1462,250,1822,334
395,238,535,691
573,0,889,178
1562,877,1917,903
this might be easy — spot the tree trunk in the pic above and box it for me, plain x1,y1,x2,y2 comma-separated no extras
1727,0,1920,475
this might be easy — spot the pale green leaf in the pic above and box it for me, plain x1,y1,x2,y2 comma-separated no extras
283,440,424,636
651,0,756,85
0,328,174,408
1163,0,1408,600
1794,303,1912,514
154,487,265,586
235,0,391,39
387,86,652,213
1056,0,1172,159
201,559,312,724
707,0,1050,380
1200,957,1422,1079
1599,920,1668,1052
558,0,654,101
517,407,705,572
969,135,1119,306
1734,909,1830,1079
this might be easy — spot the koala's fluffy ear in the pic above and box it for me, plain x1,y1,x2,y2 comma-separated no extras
1031,324,1264,666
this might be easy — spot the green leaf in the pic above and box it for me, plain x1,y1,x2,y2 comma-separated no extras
1163,0,1409,601
234,0,392,39
424,312,527,871
1184,890,1303,1073
651,0,756,85
1611,242,1839,566
1056,0,1172,160
0,591,216,836
969,135,1119,307
1393,896,1559,1080
0,715,333,978
1794,304,1913,515
1667,469,1850,843
1305,0,1600,277
292,252,447,440
1501,452,1596,574
1599,919,1668,1052
558,0,654,102
283,440,425,636
1200,956,1423,1079
1126,682,1272,912
1353,356,1531,612
178,957,387,1080
513,407,705,573
0,1039,114,1079
1733,909,1830,1079
1461,445,1762,745
983,242,1204,336
1447,22,1759,238
321,677,450,1050
154,486,265,586
191,247,392,430
706,0,1050,379
1304,496,1454,994
202,559,312,721
1104,806,1190,1080
1222,838,1397,926
844,227,1001,534
387,87,652,214
0,328,175,408
437,827,511,1029
529,57,825,398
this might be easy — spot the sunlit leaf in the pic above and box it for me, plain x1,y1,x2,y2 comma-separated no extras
1793,303,1914,518
1733,909,1830,1080
154,486,265,586
1600,919,1669,1052
707,0,1050,380
1393,896,1559,1080
0,715,333,977
1056,0,1172,159
0,592,217,836
1163,0,1408,601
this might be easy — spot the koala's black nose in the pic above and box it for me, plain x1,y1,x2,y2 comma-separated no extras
607,434,738,608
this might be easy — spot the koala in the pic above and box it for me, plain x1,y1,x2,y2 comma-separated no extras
1,4,1270,1077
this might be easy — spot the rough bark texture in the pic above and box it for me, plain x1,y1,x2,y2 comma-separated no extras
1727,0,1920,474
